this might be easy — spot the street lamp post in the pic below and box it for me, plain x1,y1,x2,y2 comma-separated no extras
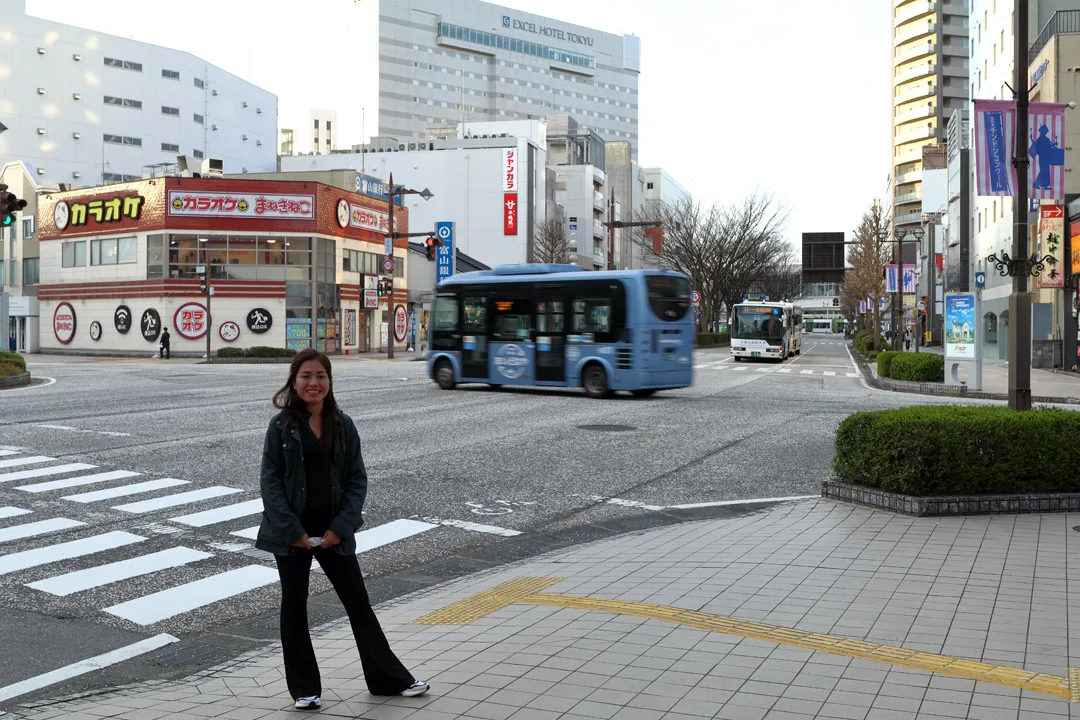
893,228,906,351
384,172,433,359
876,226,891,339
1010,0,1032,411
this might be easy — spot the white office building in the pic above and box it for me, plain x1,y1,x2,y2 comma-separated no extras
0,0,278,188
310,109,339,155
377,0,641,158
281,120,547,272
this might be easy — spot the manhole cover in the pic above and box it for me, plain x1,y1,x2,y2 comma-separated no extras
577,424,636,432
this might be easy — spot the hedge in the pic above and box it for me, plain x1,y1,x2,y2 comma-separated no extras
0,351,26,369
888,352,944,382
833,406,1080,495
876,350,901,378
216,346,297,359
696,332,730,348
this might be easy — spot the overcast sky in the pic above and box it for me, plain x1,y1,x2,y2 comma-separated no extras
27,0,893,248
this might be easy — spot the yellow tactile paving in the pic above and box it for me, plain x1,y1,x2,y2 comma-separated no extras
412,577,1079,703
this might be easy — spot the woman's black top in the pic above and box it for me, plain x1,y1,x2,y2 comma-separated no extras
297,414,333,538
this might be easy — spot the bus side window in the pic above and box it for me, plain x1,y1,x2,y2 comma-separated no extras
433,295,460,332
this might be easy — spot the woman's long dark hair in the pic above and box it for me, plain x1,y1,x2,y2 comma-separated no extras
273,348,340,460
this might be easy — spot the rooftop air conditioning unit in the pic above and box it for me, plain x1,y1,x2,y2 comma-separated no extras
202,157,224,178
212,89,218,96
176,154,203,177
398,144,405,151
242,101,248,108
408,143,417,150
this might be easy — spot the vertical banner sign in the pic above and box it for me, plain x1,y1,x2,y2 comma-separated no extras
859,300,866,314
944,293,977,360
503,148,518,236
885,265,898,294
1038,205,1065,288
974,100,1018,197
435,221,454,283
1071,220,1080,280
902,265,917,293
504,193,518,235
1028,102,1067,201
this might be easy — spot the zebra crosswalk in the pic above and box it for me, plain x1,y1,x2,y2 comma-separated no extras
0,449,526,630
693,362,859,379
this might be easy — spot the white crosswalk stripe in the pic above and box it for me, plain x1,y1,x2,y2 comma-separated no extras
0,450,21,458
824,371,836,376
170,499,264,528
17,470,142,494
777,369,792,373
0,507,32,520
0,532,146,576
0,518,85,543
0,463,97,484
28,547,213,597
0,456,54,470
112,487,243,514
62,478,190,504
103,565,279,626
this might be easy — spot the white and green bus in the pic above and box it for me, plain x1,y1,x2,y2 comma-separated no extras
730,301,803,361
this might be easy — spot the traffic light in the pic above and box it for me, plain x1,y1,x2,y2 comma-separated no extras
0,184,28,228
424,234,442,261
376,278,391,298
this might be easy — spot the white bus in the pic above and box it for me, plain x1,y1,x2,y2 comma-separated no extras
730,301,803,361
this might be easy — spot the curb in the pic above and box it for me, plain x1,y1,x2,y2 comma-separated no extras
0,372,31,389
203,357,293,364
822,479,1080,517
849,345,1080,406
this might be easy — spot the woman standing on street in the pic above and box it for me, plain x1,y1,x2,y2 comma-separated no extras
256,348,428,710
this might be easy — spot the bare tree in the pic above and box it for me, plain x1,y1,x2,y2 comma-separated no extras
713,192,791,320
755,249,803,304
533,218,572,264
631,196,723,328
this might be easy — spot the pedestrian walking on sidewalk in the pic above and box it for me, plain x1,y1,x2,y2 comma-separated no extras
256,348,428,710
159,327,171,359
904,328,911,351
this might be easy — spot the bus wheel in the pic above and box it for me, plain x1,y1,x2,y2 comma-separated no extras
582,364,613,399
732,355,741,362
631,389,656,398
434,359,456,390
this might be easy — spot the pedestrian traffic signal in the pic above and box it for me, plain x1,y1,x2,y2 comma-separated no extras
0,184,28,227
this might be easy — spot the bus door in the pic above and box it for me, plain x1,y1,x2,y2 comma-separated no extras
534,288,567,384
488,294,535,386
461,294,489,380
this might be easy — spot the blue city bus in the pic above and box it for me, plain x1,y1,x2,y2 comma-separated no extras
426,264,693,398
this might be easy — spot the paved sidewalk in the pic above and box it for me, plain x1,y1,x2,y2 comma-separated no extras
8,499,1080,719
912,345,1080,398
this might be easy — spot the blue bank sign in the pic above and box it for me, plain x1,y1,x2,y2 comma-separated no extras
501,15,594,46
436,221,454,283
355,174,403,206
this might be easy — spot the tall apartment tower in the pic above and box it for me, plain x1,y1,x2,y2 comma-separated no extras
891,0,970,235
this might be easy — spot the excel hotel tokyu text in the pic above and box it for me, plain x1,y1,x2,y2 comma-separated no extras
33,178,410,355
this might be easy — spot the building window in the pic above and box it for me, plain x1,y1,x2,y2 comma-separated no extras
104,57,142,72
193,149,204,159
21,258,39,286
162,69,180,80
161,105,180,116
62,240,86,268
193,113,204,124
102,173,138,182
103,134,142,146
22,217,34,238
104,96,143,109
314,119,319,129
91,237,137,266
162,142,179,153
194,77,204,89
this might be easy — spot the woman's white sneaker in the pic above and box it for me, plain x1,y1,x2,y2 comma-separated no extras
401,681,429,697
294,696,321,709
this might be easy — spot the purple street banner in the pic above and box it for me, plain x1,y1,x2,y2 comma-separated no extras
1028,102,1067,201
885,265,918,293
974,100,1017,197
859,300,866,314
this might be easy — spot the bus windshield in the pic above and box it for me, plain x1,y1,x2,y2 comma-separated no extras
733,307,784,341
645,275,690,321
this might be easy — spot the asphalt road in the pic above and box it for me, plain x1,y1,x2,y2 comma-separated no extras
0,333,932,708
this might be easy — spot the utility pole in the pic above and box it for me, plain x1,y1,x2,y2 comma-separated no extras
1010,0,1032,410
384,173,434,359
605,190,661,271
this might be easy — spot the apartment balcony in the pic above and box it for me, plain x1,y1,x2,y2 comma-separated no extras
593,221,606,239
592,167,606,186
895,190,922,206
895,41,936,65
593,191,605,210
895,210,923,225
895,62,935,84
895,168,923,185
593,246,605,266
895,103,935,124
895,125,936,145
895,20,936,44
895,82,936,105
895,1,936,26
